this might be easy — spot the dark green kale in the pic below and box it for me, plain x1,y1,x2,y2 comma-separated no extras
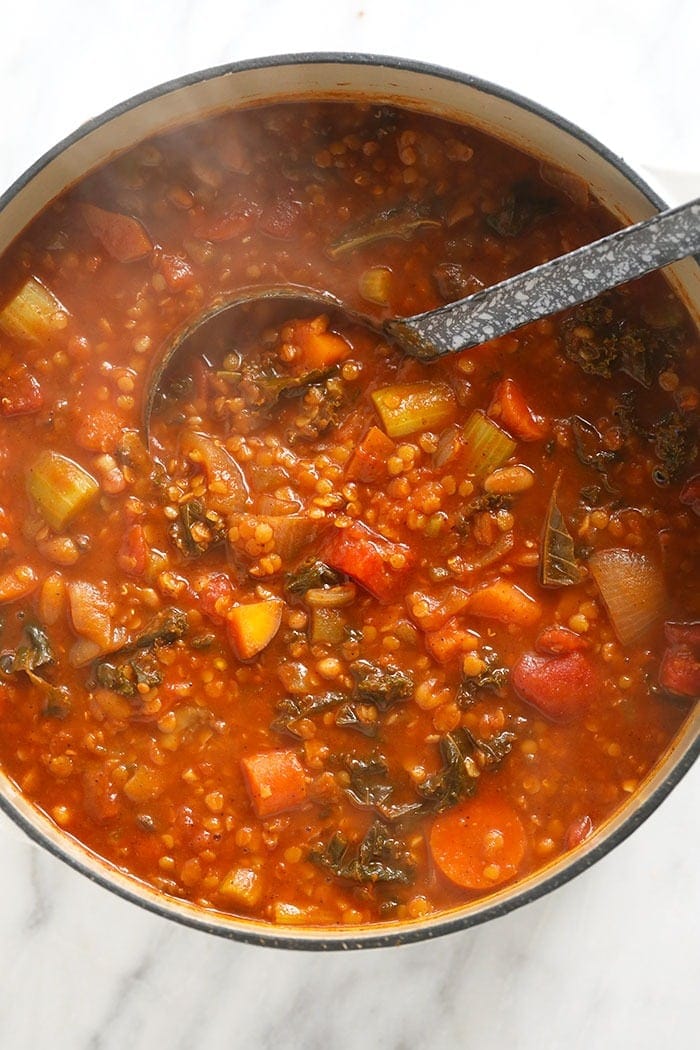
570,416,620,495
170,499,226,557
454,493,509,536
92,608,187,696
350,659,413,711
457,654,509,708
651,411,697,485
461,726,515,771
310,821,415,884
0,624,71,718
416,729,479,812
334,702,379,738
94,653,163,698
271,692,346,738
485,181,556,238
285,559,343,596
343,753,422,821
130,608,188,651
218,360,336,409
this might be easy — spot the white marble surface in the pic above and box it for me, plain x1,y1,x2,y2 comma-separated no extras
1,2,698,1048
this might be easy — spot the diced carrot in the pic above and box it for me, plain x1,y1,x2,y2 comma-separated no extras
192,193,261,241
424,619,477,663
284,315,351,370
658,645,700,697
82,203,152,262
226,599,283,660
0,368,43,416
465,579,541,627
565,814,594,850
117,524,149,577
430,794,527,889
324,520,414,603
75,407,123,454
346,426,396,483
488,378,548,442
241,750,307,818
159,253,195,291
535,625,589,655
511,650,596,722
197,572,235,624
0,565,38,604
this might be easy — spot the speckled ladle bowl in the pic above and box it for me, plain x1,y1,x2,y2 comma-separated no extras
1,53,699,952
145,196,700,435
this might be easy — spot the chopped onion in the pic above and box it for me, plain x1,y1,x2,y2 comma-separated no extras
588,548,666,646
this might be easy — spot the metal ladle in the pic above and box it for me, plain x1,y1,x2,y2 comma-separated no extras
145,197,700,434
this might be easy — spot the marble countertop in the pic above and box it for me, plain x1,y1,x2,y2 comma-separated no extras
0,2,698,1048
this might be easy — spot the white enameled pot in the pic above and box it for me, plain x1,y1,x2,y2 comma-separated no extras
0,53,697,950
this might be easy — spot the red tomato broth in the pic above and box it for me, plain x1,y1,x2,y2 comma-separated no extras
0,102,697,929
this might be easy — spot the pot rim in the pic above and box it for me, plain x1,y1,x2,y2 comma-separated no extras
0,50,697,951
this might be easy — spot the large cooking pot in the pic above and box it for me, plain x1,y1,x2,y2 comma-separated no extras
0,53,697,949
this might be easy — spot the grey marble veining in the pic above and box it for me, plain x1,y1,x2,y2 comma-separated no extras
0,2,698,1048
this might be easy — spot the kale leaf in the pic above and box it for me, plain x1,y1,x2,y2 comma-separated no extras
651,411,697,485
285,559,343,596
310,821,415,884
343,753,422,821
350,659,413,711
485,181,555,238
457,654,509,708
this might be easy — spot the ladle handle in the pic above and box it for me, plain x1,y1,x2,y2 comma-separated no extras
386,197,700,359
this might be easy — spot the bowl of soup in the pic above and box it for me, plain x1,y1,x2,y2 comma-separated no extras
0,53,697,949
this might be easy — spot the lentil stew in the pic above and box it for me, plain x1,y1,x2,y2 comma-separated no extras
0,101,698,930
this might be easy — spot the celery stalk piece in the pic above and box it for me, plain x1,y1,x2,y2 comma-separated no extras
27,451,99,531
0,277,69,342
309,606,346,645
462,410,517,476
371,381,456,438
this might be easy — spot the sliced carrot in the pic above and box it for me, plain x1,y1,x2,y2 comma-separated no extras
430,795,527,889
226,599,283,660
324,520,414,603
465,579,541,627
284,315,351,370
82,203,152,262
488,378,548,442
512,650,595,722
241,750,307,819
346,425,396,483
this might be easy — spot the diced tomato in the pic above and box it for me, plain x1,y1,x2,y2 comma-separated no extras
535,625,589,655
241,750,308,819
74,407,123,454
679,475,700,516
658,645,700,697
0,368,43,416
192,194,261,241
117,524,149,577
487,378,548,441
324,520,414,603
197,572,235,625
511,650,596,722
346,426,396,483
82,765,120,824
159,253,195,291
259,197,302,239
664,620,700,647
82,203,152,262
565,814,594,850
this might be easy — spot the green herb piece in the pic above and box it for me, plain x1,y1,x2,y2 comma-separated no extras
285,559,343,595
1,623,54,675
310,821,415,884
485,182,555,238
570,416,619,483
271,692,346,739
457,654,509,708
130,608,188,651
170,499,226,557
651,411,697,485
416,729,480,812
343,754,422,821
327,205,441,259
334,703,379,737
462,726,515,771
350,659,413,711
540,483,583,588
94,654,163,698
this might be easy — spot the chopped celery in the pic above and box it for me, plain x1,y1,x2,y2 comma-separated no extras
462,410,516,476
0,277,68,342
371,381,456,438
27,451,99,531
309,606,346,645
